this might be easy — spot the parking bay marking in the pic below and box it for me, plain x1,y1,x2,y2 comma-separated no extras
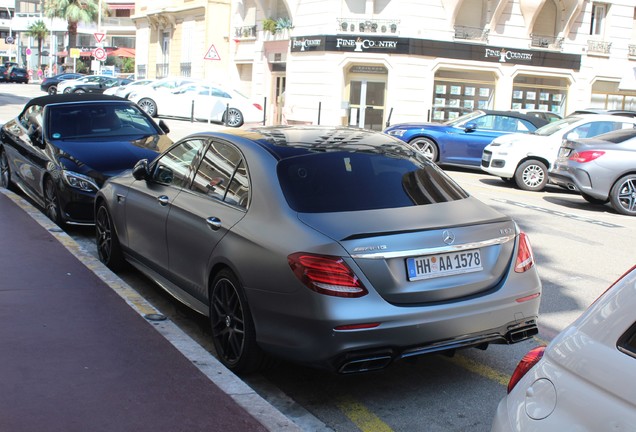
492,198,622,228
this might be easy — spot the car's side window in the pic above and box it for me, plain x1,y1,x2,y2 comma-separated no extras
190,141,249,208
618,322,636,360
20,105,44,131
151,139,205,188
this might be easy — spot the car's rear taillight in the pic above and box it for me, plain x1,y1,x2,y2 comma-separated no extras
507,346,546,393
514,232,535,273
569,150,605,163
288,253,368,298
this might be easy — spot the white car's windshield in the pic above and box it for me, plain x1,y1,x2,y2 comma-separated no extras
534,116,581,136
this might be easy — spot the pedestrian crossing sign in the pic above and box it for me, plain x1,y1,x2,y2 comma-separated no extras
204,44,221,61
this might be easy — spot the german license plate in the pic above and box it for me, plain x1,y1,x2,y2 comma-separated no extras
406,250,482,281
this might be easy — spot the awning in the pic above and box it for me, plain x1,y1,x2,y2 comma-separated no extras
619,66,636,91
108,3,135,10
108,47,135,58
56,50,95,58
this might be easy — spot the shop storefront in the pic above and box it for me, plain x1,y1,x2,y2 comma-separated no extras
288,35,582,126
591,79,636,111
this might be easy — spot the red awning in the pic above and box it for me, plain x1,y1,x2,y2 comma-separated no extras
56,50,99,58
108,47,135,58
108,4,135,10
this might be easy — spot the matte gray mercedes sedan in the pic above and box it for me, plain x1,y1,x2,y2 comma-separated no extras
95,126,542,374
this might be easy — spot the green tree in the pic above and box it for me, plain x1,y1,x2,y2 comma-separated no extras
44,0,107,58
26,20,48,72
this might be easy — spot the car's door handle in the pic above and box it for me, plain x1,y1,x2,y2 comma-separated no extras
206,217,221,231
157,195,169,206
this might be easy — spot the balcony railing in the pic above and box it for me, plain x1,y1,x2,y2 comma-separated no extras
336,18,400,35
156,63,169,79
234,25,257,40
530,34,563,50
629,44,636,57
454,25,488,42
180,62,191,77
587,40,611,55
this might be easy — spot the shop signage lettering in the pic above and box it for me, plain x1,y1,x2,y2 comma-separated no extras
291,38,323,52
335,37,398,51
484,48,533,62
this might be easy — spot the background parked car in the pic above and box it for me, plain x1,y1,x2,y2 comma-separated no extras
63,76,132,94
6,67,29,84
126,76,201,101
384,110,548,167
40,72,84,95
482,114,636,191
103,78,155,98
491,264,636,432
0,94,172,225
95,126,541,375
549,128,636,216
128,82,264,127
567,108,636,117
57,75,122,94
511,109,562,123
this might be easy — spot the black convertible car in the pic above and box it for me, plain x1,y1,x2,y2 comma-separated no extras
0,94,173,225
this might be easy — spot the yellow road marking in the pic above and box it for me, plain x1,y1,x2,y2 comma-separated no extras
446,354,510,386
336,395,394,432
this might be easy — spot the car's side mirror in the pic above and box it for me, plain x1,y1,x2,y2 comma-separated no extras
132,159,150,180
464,122,477,132
158,119,170,134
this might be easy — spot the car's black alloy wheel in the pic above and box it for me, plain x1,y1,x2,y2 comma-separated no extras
0,148,12,189
95,204,126,271
210,270,265,373
47,85,57,95
610,174,636,216
43,177,63,225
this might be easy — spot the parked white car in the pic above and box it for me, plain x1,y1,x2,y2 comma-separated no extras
103,79,155,98
491,264,636,432
126,76,200,101
481,114,636,191
128,82,264,127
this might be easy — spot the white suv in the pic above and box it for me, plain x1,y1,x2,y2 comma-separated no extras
481,114,636,191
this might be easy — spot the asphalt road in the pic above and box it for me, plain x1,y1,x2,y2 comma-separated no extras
2,83,634,431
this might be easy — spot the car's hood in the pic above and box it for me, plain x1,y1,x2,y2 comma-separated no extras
51,135,167,184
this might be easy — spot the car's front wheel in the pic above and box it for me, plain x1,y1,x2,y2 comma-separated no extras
95,203,126,270
209,269,266,374
43,177,63,226
609,174,636,216
515,160,548,191
137,98,158,117
223,108,244,127
408,137,438,162
47,85,57,95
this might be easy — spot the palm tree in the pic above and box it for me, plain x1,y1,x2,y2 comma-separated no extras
26,20,48,73
43,0,105,61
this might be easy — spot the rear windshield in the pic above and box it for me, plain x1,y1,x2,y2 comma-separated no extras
277,151,469,213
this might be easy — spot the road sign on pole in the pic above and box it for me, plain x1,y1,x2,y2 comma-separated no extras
94,33,105,43
93,47,107,61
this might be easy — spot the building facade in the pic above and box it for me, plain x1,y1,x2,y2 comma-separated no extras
136,1,636,127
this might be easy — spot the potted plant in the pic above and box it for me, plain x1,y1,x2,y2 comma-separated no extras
263,18,277,34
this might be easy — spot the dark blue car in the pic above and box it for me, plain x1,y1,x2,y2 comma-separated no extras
0,94,173,225
384,110,549,168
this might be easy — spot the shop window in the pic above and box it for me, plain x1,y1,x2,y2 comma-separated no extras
512,75,568,116
432,82,494,122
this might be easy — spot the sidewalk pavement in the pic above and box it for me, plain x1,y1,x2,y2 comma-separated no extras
0,189,301,432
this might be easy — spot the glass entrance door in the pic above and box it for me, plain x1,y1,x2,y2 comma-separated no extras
349,80,386,130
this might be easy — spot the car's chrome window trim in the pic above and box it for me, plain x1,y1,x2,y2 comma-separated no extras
350,234,516,259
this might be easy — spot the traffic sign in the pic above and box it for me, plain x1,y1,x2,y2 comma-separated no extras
94,33,105,43
204,44,221,61
93,47,107,61
5,36,14,44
